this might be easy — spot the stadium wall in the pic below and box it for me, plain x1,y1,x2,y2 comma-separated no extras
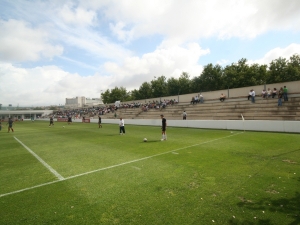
87,119,300,133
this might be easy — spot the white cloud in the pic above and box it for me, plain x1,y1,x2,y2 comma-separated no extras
104,42,210,89
249,43,300,65
57,3,97,27
0,62,106,106
0,19,63,62
83,0,300,42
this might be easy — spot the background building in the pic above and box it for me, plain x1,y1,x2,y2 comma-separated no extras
65,96,103,108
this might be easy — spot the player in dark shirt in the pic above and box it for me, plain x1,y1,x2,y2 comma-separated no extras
68,115,72,124
98,116,102,128
7,118,14,132
160,114,167,141
49,117,54,126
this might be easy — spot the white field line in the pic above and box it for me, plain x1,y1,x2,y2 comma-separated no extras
14,136,65,181
0,132,242,198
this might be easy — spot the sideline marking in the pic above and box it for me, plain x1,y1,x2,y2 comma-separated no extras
14,136,64,181
1,133,242,198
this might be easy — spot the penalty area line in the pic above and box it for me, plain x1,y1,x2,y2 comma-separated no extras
14,136,64,181
0,132,242,198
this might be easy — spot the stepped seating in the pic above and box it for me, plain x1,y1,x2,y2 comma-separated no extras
116,95,300,121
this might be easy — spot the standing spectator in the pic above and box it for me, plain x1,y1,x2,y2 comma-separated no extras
272,88,277,98
251,89,255,103
278,87,283,106
119,117,125,135
220,93,226,102
247,90,252,100
160,114,167,141
183,111,187,120
283,86,288,101
7,117,14,133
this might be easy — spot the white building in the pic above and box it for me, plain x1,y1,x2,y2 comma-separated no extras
65,96,103,108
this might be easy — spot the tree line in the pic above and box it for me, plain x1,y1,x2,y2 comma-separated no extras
101,54,300,104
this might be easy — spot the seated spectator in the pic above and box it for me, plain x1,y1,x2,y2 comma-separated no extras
272,88,277,98
191,97,195,104
267,88,272,98
247,90,252,100
220,93,226,102
261,89,267,98
194,96,199,103
199,94,204,103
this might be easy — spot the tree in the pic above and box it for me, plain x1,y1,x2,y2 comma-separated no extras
178,72,191,94
101,89,111,104
199,63,223,91
286,54,300,81
167,77,180,96
138,82,152,99
267,57,288,83
151,76,167,98
130,89,141,101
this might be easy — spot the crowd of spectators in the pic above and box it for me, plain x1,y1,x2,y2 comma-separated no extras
48,99,177,118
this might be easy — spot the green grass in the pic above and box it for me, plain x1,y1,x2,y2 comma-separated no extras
0,121,299,225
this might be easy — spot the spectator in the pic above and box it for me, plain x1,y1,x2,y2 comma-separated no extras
267,88,272,98
261,89,267,99
194,96,199,103
183,111,187,120
278,87,283,106
272,88,277,98
191,97,195,104
199,94,204,103
220,93,226,102
247,90,252,100
283,86,288,101
251,89,255,103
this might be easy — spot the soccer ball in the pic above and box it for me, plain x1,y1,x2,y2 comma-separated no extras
63,126,65,128
143,138,147,142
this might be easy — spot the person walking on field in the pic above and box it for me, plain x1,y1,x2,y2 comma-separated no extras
98,116,102,128
49,116,54,126
160,114,167,141
7,117,14,133
119,117,125,135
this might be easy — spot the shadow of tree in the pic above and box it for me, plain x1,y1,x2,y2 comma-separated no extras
230,189,300,225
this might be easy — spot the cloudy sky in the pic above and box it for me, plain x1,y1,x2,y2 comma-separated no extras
0,0,300,106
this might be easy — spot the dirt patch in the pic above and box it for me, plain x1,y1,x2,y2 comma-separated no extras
282,159,297,164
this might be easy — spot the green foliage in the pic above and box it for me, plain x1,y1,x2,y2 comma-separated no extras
103,54,300,102
0,121,299,225
151,76,168,97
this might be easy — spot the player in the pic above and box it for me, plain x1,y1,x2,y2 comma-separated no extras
160,114,167,141
0,119,2,131
68,115,72,125
98,116,102,128
7,117,14,133
49,116,54,126
119,117,125,135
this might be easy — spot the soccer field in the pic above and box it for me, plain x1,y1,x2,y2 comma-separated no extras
0,121,299,225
